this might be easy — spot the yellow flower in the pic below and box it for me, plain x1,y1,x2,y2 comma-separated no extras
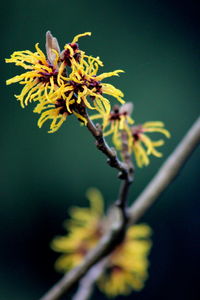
131,122,171,167
98,224,152,297
51,188,104,271
33,97,72,133
91,103,134,149
51,188,152,297
6,31,125,133
6,32,64,108
94,104,170,168
62,53,125,116
60,32,91,67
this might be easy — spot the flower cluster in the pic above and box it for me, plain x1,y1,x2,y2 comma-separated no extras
91,103,170,167
6,31,124,133
6,32,170,166
52,188,152,297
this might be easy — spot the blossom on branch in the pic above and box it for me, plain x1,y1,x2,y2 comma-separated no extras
131,122,171,167
98,224,152,296
51,188,152,297
93,102,170,168
91,103,134,150
6,31,125,133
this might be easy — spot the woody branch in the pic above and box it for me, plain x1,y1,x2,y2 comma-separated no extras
39,117,200,300
82,107,134,213
72,116,200,300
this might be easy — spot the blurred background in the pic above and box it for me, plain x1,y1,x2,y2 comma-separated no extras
1,0,200,299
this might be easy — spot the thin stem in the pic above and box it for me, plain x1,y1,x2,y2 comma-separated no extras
116,179,131,210
116,129,135,209
85,110,133,183
84,110,134,210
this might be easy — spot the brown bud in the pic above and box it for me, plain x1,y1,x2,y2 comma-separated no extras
45,31,60,65
119,102,134,116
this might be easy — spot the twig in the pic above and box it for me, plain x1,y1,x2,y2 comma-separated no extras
84,110,133,184
116,129,135,209
39,117,200,300
85,111,134,211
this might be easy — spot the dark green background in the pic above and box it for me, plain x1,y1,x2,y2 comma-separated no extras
1,0,200,299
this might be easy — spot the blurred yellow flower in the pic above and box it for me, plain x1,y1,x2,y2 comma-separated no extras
6,31,125,133
51,188,105,271
51,188,152,297
131,122,171,167
98,224,152,297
